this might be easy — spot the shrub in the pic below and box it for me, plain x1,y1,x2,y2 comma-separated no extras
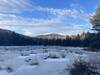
5,67,13,73
25,58,39,65
30,51,36,54
70,60,100,75
29,60,39,65
43,49,48,53
0,66,3,70
20,52,29,56
47,52,60,59
60,52,66,58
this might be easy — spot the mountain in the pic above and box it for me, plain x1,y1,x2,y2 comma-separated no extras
35,34,66,39
0,29,66,46
0,29,35,46
0,29,68,46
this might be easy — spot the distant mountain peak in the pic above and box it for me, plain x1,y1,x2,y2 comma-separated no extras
36,33,66,39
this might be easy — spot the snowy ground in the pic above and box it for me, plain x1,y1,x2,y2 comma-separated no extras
0,46,100,75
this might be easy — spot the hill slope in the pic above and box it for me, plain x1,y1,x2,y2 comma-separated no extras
0,29,35,46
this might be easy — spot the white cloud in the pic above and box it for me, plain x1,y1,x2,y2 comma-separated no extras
0,11,88,36
37,7,90,20
0,0,90,20
20,23,85,36
0,14,61,26
0,25,16,30
0,0,91,36
23,30,33,36
0,0,34,13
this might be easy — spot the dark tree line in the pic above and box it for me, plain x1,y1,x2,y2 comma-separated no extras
31,32,99,49
0,28,99,50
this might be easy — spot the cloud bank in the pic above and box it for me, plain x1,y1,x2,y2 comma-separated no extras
0,0,91,36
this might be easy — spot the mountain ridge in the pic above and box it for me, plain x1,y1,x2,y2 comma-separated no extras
0,29,67,46
35,33,66,39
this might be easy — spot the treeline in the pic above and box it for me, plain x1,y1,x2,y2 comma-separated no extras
0,28,99,50
32,32,100,49
86,32,100,49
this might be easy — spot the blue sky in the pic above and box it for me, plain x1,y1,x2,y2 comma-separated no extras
0,0,100,36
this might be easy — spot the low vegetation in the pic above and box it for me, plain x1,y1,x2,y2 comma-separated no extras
25,58,39,65
69,60,100,75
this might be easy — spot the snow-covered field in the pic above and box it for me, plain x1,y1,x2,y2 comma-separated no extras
0,46,100,75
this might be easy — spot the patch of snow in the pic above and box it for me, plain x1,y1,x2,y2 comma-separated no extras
0,46,99,75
